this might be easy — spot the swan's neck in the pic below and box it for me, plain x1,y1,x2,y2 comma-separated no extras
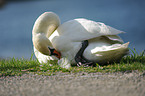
32,12,60,55
33,12,60,37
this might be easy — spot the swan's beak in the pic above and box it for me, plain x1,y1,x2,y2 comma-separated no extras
49,47,61,59
53,50,61,59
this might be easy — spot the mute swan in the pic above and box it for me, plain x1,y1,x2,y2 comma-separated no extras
32,12,129,68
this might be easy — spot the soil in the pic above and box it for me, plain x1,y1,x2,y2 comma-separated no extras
0,71,145,96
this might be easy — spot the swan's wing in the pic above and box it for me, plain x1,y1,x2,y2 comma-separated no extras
57,18,124,41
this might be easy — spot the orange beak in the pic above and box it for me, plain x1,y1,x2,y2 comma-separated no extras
53,50,61,59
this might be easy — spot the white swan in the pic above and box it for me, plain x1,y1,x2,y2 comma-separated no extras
32,12,129,68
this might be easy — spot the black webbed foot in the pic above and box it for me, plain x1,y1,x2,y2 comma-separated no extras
75,40,96,67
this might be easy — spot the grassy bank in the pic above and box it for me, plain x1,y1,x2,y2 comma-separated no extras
0,49,145,76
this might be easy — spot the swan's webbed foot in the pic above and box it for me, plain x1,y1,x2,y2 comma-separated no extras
75,40,96,67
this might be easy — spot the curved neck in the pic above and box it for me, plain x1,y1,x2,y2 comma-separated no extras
32,12,60,55
32,12,60,38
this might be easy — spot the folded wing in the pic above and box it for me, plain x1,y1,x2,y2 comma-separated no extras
57,18,124,42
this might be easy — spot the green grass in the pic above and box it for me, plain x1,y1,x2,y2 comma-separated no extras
0,49,145,76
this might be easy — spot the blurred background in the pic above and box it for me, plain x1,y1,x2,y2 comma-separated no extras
0,0,145,59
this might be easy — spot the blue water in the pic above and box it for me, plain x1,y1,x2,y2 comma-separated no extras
0,0,145,59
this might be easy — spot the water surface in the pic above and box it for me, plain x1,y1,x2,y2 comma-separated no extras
0,0,145,59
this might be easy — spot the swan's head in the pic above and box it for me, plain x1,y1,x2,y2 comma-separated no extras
33,33,61,59
48,47,61,59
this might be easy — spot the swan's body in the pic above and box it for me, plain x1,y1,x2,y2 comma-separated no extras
32,12,129,68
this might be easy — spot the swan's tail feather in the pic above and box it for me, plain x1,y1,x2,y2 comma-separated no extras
92,42,129,64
